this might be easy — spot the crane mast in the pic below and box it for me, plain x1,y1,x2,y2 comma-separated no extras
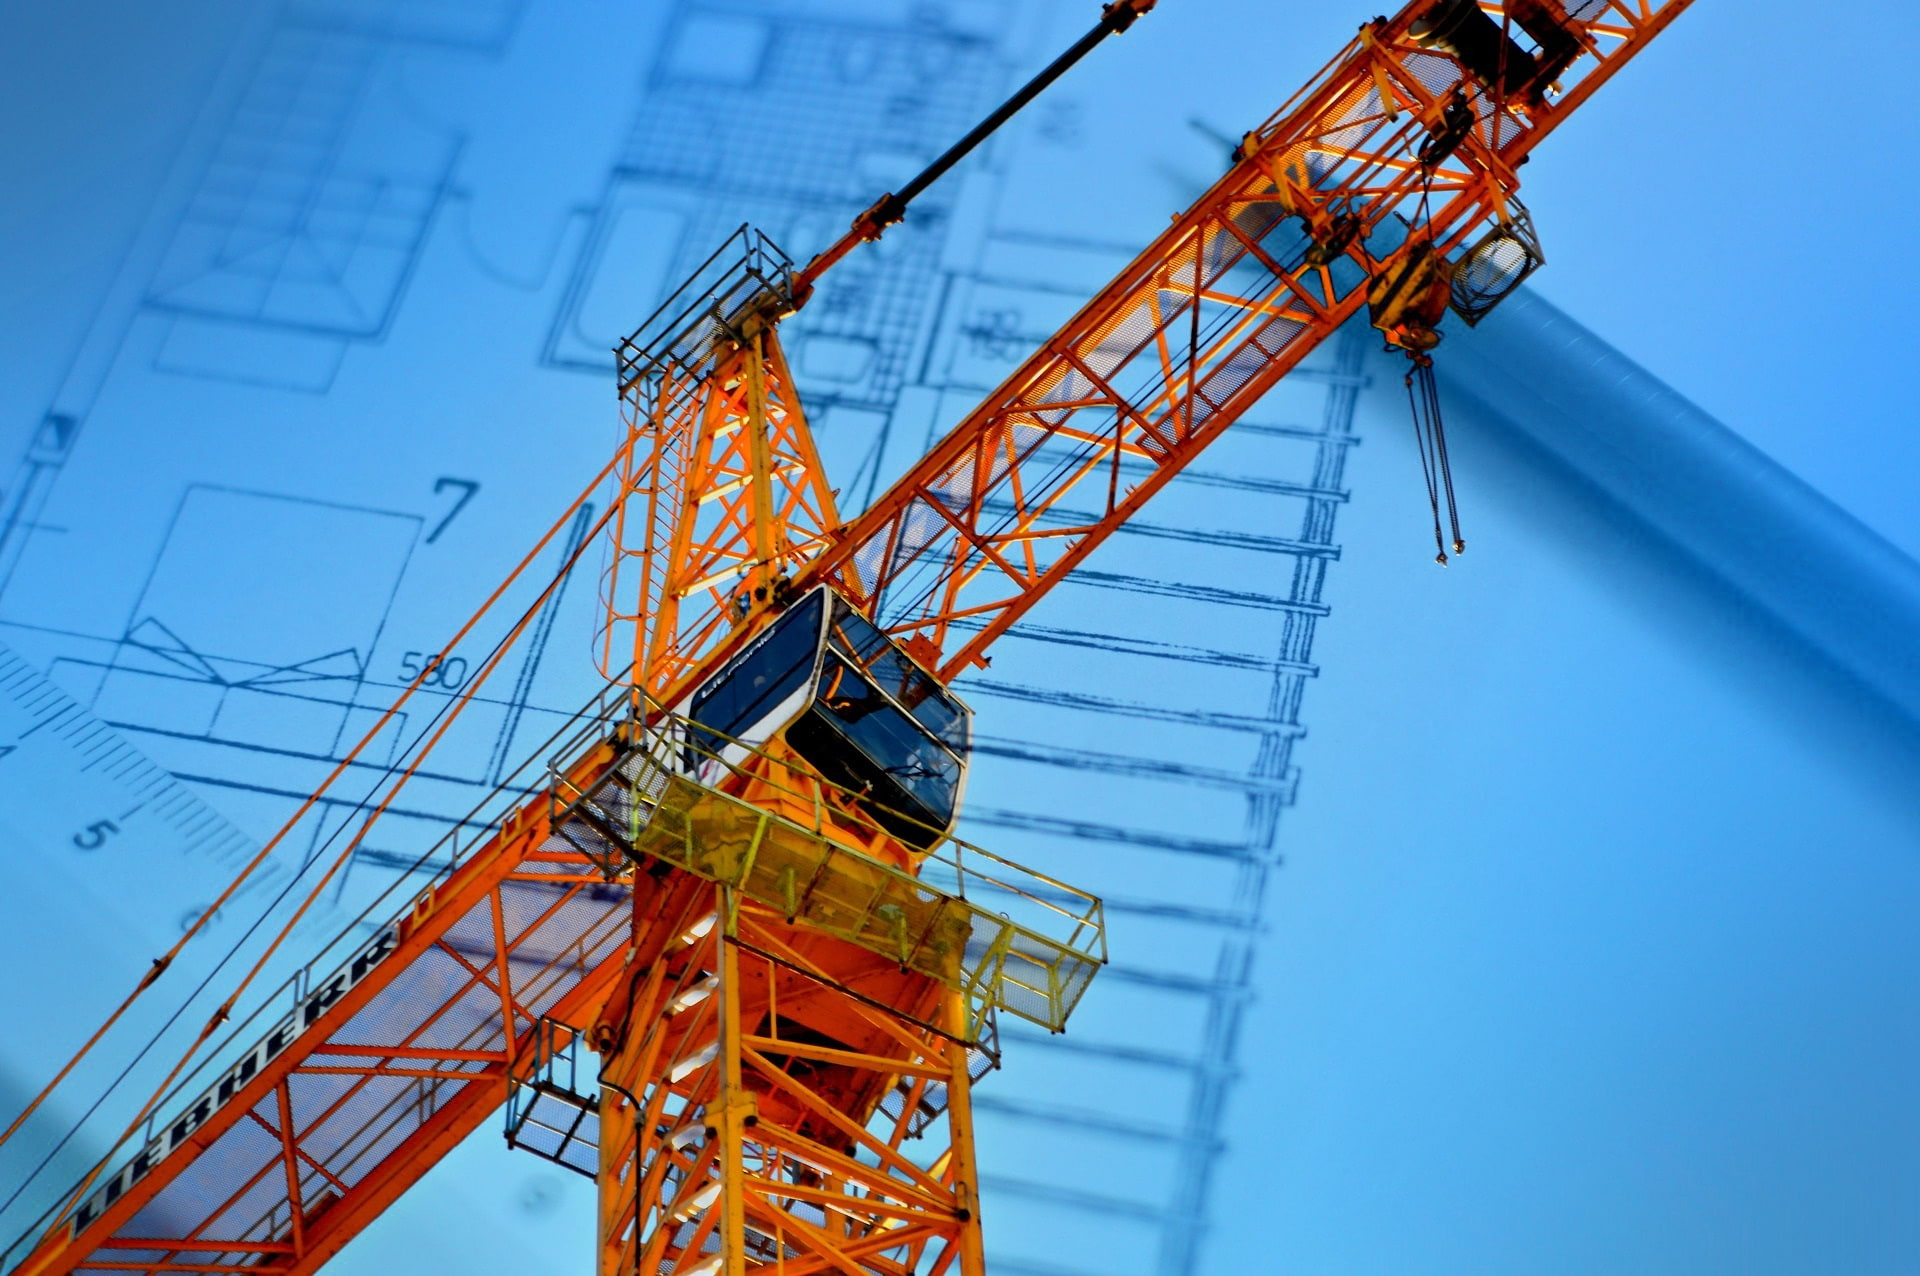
2,1,1690,1273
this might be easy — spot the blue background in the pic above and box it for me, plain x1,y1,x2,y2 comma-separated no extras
1,1,1917,1273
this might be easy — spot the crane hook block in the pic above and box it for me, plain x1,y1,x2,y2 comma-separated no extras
1368,240,1453,355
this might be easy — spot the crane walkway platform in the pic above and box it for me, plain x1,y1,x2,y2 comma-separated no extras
549,715,1106,1041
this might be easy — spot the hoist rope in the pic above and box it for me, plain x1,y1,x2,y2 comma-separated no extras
1404,355,1464,564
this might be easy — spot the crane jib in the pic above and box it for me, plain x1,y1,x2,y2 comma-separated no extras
65,927,397,1237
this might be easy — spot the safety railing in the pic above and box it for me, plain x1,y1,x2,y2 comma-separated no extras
614,225,794,399
549,710,1106,1041
504,1019,601,1179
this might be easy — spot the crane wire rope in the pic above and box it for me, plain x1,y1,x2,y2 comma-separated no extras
1394,166,1464,563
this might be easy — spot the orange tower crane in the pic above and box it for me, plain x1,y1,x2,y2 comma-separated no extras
0,1,1690,1273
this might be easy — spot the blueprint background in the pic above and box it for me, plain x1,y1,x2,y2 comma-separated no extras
3,2,1919,1274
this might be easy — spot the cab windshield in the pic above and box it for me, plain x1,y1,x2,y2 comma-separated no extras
798,595,971,848
812,651,962,823
825,597,970,755
680,587,971,849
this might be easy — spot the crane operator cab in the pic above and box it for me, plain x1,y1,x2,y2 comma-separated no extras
674,585,972,856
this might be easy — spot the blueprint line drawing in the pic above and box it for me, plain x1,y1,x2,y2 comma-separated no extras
0,3,1369,1271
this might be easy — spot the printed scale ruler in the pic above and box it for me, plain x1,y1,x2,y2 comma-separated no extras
0,641,259,939
0,639,283,1246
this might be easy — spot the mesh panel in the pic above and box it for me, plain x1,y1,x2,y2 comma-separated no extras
1197,340,1273,414
1319,81,1387,151
1403,47,1465,97
1449,215,1543,323
123,1112,278,1240
91,813,630,1266
197,1110,295,1244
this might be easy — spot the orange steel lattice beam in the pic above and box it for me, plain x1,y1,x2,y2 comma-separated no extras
630,0,1691,702
591,887,991,1276
598,232,841,704
9,723,640,1276
552,716,1101,1276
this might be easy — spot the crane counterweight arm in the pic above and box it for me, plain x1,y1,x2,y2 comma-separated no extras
789,0,1158,302
7,724,639,1276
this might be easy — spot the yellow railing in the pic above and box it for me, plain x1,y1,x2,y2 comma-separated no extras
550,716,1105,1041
